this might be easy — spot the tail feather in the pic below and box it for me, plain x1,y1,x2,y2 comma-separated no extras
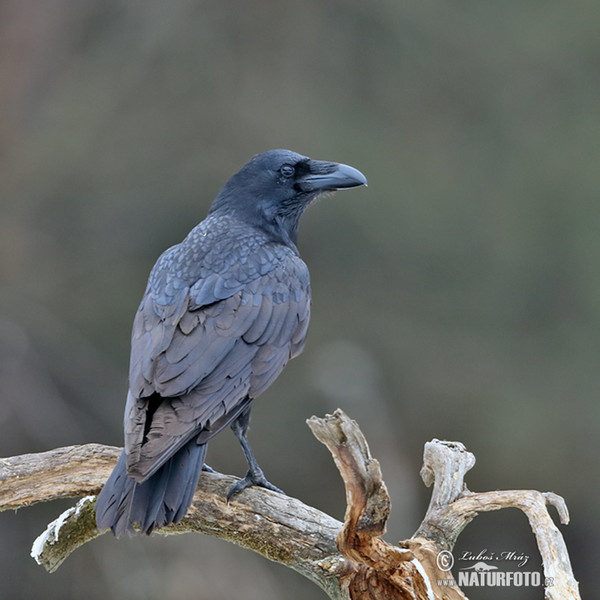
95,440,206,537
164,442,204,523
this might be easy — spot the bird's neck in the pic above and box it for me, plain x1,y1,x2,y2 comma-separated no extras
261,197,310,248
210,201,304,252
272,215,300,249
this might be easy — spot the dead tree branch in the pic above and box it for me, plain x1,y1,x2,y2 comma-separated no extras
0,410,581,600
0,444,120,510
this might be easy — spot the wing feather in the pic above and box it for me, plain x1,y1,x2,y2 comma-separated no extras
125,252,311,480
242,295,273,343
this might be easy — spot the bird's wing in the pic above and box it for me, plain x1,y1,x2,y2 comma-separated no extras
125,253,310,481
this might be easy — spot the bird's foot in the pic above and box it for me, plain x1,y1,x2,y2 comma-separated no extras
227,467,284,501
202,463,217,473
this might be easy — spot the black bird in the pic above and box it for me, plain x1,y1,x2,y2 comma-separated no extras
95,149,367,536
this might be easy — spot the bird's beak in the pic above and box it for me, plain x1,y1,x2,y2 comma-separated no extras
301,160,368,192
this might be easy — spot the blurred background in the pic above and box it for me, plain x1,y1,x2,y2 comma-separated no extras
1,1,598,599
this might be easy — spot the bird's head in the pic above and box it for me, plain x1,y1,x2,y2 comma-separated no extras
209,149,367,246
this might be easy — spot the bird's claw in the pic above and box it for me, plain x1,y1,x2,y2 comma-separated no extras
227,469,284,501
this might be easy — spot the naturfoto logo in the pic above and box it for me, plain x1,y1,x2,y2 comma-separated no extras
436,549,552,589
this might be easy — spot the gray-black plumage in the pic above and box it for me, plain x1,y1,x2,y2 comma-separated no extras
95,149,367,536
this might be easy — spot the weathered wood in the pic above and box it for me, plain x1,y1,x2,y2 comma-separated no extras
414,436,580,600
0,410,582,600
308,411,465,600
0,444,120,510
25,462,345,597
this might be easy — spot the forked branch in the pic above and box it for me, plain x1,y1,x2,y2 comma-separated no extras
0,410,581,600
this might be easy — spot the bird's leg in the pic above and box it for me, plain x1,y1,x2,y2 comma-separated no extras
227,409,284,500
201,463,217,473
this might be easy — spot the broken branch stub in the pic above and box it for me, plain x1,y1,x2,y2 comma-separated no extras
413,438,581,600
308,410,462,600
415,439,477,548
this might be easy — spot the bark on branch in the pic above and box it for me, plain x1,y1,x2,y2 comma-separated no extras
0,410,581,600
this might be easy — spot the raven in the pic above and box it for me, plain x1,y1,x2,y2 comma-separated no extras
95,149,367,536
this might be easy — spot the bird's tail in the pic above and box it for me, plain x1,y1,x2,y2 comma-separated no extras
95,439,206,537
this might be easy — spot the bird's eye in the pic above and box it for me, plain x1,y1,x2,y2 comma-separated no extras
280,164,295,178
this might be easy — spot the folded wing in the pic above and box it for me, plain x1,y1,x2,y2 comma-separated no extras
125,254,310,481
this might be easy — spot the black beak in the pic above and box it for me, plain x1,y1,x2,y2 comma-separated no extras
301,160,367,192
